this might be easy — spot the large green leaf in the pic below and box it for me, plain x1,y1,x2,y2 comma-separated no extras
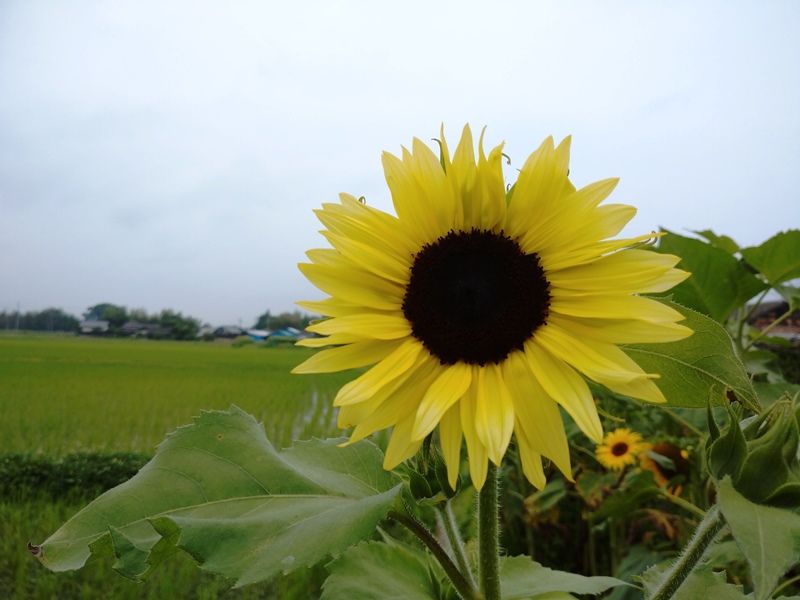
741,230,800,285
717,477,800,600
693,229,740,254
321,541,438,600
32,406,401,587
623,302,758,411
777,284,800,311
656,231,767,322
500,556,627,599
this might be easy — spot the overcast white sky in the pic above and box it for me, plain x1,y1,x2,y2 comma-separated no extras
1,1,798,326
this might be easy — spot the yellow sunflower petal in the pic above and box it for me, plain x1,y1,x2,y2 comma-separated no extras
412,362,472,441
536,325,654,384
347,359,439,444
548,250,689,294
439,404,463,489
547,314,693,345
409,137,459,233
603,375,666,404
316,198,417,259
512,137,568,210
292,339,402,373
475,129,507,231
460,382,489,490
515,424,547,489
333,339,423,406
323,230,411,284
296,298,377,318
474,365,515,466
298,262,404,311
583,203,637,240
296,333,366,348
525,341,603,443
337,355,431,428
550,293,685,323
450,125,480,228
306,314,411,340
382,151,443,244
504,352,573,479
541,232,663,271
383,414,423,470
515,177,617,256
536,325,666,403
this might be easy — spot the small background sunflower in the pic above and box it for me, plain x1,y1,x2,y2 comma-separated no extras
595,428,646,471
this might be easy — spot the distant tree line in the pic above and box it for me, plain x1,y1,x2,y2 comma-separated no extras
84,303,201,341
0,308,79,332
0,305,318,340
253,310,315,331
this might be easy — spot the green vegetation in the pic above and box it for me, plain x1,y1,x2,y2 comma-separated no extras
0,334,353,598
253,309,315,331
0,334,352,455
84,302,202,339
0,308,78,332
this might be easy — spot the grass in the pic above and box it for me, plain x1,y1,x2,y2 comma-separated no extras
0,333,358,598
0,333,354,455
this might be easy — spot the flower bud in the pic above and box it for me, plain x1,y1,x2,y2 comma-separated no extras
706,397,800,507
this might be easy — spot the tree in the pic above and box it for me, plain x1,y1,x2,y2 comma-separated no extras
0,308,79,332
158,310,199,341
253,310,315,331
84,303,128,329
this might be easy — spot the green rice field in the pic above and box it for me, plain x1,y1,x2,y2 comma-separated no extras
0,333,354,456
0,333,356,598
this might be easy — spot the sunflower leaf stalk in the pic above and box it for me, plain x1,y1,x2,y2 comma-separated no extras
439,500,477,592
646,505,725,600
389,507,479,600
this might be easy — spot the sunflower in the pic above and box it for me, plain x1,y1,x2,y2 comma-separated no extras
293,126,691,490
595,428,646,471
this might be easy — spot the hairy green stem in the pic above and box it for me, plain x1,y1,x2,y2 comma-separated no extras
389,509,479,600
479,463,502,600
440,500,478,591
648,505,725,600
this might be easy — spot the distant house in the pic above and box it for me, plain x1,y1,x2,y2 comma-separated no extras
120,321,170,338
120,321,147,336
197,325,215,338
214,325,244,338
79,319,109,334
269,326,309,341
246,329,271,341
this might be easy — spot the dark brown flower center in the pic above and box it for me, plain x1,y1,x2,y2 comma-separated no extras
402,229,550,365
611,442,629,457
